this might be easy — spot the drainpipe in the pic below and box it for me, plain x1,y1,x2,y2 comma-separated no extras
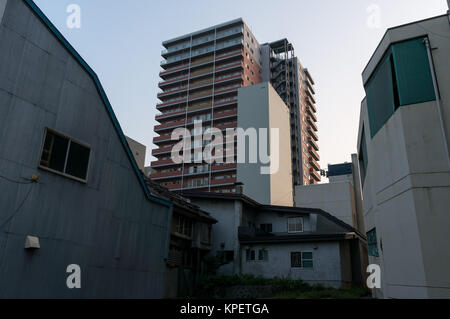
424,37,450,170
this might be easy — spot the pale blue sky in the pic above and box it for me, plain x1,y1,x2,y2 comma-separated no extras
34,0,448,170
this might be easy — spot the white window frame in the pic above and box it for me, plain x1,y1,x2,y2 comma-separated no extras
38,128,91,184
288,217,304,233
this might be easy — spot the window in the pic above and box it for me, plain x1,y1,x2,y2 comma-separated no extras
359,126,368,185
291,252,313,268
39,129,91,182
260,224,272,233
175,215,193,237
364,37,436,138
288,217,303,233
246,249,268,262
246,249,255,261
258,249,268,262
367,228,379,257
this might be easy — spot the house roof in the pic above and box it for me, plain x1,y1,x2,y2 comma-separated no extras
22,0,171,208
239,232,359,245
146,179,216,224
181,191,366,240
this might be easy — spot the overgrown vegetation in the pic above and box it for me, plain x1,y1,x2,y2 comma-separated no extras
193,274,371,299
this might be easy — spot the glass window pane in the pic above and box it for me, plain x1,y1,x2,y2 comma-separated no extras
47,133,69,172
302,252,313,259
65,141,90,180
302,260,313,268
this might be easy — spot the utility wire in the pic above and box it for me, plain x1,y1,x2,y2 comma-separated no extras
0,184,35,230
0,174,34,185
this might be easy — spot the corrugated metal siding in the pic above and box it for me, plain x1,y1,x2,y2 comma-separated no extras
0,0,171,298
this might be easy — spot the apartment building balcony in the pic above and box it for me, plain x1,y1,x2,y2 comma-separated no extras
154,118,186,133
157,85,189,99
306,107,317,122
161,27,243,59
212,163,237,172
309,156,320,171
155,109,186,123
215,121,237,131
157,97,188,109
306,89,316,104
307,117,318,132
153,134,173,144
150,170,182,180
304,68,315,85
151,158,178,168
159,55,242,87
310,168,321,182
305,96,316,113
308,145,320,162
161,39,242,69
214,108,237,120
160,50,242,82
214,98,238,108
308,138,319,151
159,74,189,88
307,126,319,141
210,178,237,187
152,144,175,156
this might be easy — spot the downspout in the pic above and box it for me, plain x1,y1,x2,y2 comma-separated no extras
424,37,450,170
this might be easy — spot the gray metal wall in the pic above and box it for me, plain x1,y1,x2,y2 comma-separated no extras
0,0,171,298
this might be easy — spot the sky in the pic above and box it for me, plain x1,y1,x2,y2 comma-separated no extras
34,0,449,171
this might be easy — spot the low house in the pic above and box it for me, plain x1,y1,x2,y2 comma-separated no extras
146,179,216,297
0,0,173,298
182,192,368,288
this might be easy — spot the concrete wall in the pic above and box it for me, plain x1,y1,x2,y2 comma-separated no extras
126,136,146,171
240,242,344,288
188,198,242,275
358,15,450,298
247,211,316,233
0,0,172,298
295,182,357,228
237,82,293,206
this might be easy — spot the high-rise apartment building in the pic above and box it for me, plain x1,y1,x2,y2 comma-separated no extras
150,19,319,193
260,40,320,186
150,19,261,193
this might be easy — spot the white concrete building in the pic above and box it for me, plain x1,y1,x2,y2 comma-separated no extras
294,155,366,233
237,82,293,206
182,192,368,288
357,13,450,298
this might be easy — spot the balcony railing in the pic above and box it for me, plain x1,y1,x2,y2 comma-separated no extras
307,126,318,141
308,138,319,151
307,117,318,132
309,156,320,171
308,146,320,161
310,168,321,181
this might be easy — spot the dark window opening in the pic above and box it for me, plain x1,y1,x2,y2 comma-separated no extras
39,129,91,182
260,224,273,233
389,53,400,110
291,252,302,268
358,127,368,186
367,228,379,257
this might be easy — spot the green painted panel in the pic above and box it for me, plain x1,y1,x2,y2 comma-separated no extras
365,52,396,138
391,38,436,106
